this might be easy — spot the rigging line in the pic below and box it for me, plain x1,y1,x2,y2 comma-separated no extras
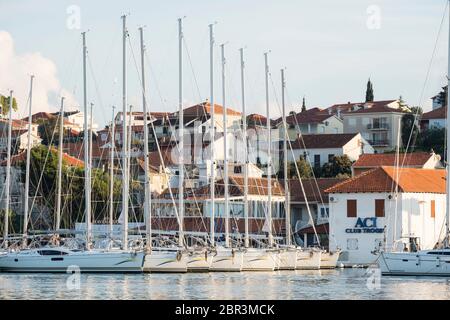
183,37,203,102
402,0,448,168
127,35,186,244
270,73,321,246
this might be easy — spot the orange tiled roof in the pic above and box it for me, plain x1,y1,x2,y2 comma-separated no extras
183,102,242,117
290,133,359,149
421,106,446,120
353,152,435,168
325,166,446,194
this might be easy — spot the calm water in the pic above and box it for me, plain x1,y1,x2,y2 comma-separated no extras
1,268,450,300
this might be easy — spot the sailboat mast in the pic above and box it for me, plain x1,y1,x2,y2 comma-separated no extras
121,15,129,250
209,23,216,247
221,43,230,248
23,76,34,243
264,52,273,247
240,48,249,248
178,18,185,248
281,69,291,246
2,90,13,248
82,31,91,249
55,97,65,231
446,0,450,244
139,27,151,250
109,106,115,238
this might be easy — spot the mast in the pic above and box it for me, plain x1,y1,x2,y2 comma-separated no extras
121,14,129,250
89,103,94,174
446,0,450,245
55,97,65,231
23,76,34,244
264,52,273,247
221,43,230,248
240,48,249,248
109,106,115,238
82,31,91,249
281,68,291,246
139,27,151,251
209,23,216,247
2,90,13,248
178,18,184,247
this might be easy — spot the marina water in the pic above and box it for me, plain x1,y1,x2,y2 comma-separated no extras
1,269,450,300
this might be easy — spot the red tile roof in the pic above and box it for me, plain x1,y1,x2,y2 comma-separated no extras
286,178,347,203
275,108,335,126
353,152,436,168
325,166,446,194
0,149,84,167
421,106,446,120
290,133,359,149
183,102,242,117
326,100,398,114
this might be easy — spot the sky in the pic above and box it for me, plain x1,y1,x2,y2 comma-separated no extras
0,0,448,128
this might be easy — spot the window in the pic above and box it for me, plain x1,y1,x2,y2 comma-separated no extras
314,154,321,168
234,166,242,174
431,200,436,218
328,154,335,162
347,238,358,250
320,207,329,219
347,200,357,217
38,250,68,256
375,199,385,217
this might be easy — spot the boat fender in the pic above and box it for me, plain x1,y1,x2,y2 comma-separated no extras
204,251,208,261
231,249,235,258
176,250,182,261
310,251,314,257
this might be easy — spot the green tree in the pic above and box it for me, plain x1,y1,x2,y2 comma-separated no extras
401,106,422,148
365,78,374,102
0,94,18,115
321,155,352,178
288,157,312,179
419,127,445,160
19,145,123,230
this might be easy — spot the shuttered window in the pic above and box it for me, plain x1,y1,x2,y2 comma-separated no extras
431,200,436,218
375,199,385,217
347,200,357,217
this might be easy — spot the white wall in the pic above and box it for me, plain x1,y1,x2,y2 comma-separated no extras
329,191,446,266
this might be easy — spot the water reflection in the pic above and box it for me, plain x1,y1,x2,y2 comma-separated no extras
1,269,450,300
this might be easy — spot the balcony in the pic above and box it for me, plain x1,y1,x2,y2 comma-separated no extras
368,140,389,147
367,123,389,130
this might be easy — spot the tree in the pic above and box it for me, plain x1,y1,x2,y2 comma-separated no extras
19,145,123,230
419,127,445,160
401,106,422,148
321,155,352,178
0,94,18,115
288,157,312,179
301,96,307,112
365,78,374,102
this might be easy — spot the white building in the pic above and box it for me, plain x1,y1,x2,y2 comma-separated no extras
288,133,374,170
325,167,446,266
421,106,446,130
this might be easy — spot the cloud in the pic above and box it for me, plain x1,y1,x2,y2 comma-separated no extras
0,31,77,117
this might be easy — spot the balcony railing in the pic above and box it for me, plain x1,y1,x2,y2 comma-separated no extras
367,123,389,130
368,140,389,147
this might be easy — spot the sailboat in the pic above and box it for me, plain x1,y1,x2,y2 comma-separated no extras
140,21,188,273
209,43,244,272
378,1,450,276
0,30,144,273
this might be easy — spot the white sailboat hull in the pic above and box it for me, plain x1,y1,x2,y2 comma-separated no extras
276,249,297,270
320,250,341,269
296,249,322,270
143,249,188,273
378,250,450,276
186,249,212,272
242,248,276,271
209,247,243,272
0,248,144,273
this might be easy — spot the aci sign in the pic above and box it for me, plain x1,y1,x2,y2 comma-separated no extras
345,217,384,234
